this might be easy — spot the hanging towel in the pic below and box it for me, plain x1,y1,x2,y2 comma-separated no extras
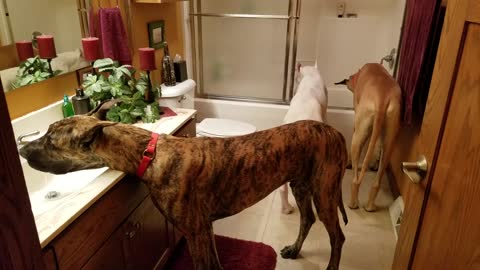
98,7,132,65
396,0,441,124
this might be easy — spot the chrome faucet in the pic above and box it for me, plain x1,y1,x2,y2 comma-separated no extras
17,131,40,146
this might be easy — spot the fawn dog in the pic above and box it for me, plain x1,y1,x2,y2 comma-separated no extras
338,63,401,211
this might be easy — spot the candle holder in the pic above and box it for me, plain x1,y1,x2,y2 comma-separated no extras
144,70,155,103
91,61,97,76
47,58,54,77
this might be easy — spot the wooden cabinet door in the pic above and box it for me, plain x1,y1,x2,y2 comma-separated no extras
410,15,480,270
173,117,196,138
123,197,170,270
392,0,479,268
82,228,126,270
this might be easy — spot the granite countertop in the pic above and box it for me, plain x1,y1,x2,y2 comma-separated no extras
35,108,196,248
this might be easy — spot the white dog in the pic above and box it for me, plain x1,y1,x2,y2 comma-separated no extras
281,64,328,214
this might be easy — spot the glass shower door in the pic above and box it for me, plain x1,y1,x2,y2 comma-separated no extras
190,0,300,103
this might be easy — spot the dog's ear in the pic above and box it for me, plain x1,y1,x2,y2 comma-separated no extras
296,62,302,72
334,79,348,85
79,121,117,148
87,99,120,120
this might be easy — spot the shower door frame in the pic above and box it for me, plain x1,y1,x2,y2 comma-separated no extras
190,0,302,104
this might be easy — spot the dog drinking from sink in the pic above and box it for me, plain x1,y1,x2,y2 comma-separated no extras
20,100,348,270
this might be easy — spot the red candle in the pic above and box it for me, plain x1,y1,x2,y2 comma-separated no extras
138,47,156,71
37,35,57,59
82,37,100,62
15,41,34,62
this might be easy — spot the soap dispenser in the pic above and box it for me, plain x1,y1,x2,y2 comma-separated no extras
72,88,91,115
62,95,75,118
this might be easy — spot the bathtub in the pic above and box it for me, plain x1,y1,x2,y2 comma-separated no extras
194,84,354,152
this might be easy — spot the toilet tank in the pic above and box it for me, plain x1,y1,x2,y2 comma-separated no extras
158,79,196,109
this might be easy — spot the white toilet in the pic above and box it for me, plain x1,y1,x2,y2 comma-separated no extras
159,80,257,138
196,118,256,137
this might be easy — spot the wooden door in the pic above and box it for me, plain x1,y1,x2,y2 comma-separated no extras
122,197,170,270
410,13,480,270
0,76,44,269
393,0,480,268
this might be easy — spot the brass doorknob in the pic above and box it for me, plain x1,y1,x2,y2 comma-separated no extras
402,155,428,184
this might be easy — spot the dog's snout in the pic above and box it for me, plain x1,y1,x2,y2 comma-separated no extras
19,144,32,159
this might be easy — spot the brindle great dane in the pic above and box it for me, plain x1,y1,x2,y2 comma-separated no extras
20,102,349,270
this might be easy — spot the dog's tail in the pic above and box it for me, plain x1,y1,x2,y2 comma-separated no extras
359,110,384,184
339,190,348,225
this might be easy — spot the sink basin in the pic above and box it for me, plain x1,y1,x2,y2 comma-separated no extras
22,159,108,217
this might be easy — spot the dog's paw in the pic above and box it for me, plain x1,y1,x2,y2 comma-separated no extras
364,204,378,212
348,200,359,210
281,204,294,215
280,245,299,259
347,200,358,209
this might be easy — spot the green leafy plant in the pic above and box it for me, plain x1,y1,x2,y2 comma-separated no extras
12,56,62,89
82,58,161,124
106,91,161,124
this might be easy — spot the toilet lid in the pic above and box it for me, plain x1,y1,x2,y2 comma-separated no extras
197,118,256,137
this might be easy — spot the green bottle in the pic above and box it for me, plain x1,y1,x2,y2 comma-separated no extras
62,94,75,118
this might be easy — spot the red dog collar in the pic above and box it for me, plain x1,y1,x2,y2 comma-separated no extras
136,133,159,177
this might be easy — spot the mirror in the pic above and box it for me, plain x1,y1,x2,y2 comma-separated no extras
0,0,90,92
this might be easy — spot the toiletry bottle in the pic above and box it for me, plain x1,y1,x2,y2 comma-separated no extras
72,88,91,115
162,42,176,86
144,104,155,123
62,94,75,118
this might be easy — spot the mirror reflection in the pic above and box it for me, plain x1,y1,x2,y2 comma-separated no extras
0,0,89,92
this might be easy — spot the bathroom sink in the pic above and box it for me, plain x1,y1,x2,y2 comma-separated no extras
22,159,108,217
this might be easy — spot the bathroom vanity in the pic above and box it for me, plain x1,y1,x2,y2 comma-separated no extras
13,107,196,269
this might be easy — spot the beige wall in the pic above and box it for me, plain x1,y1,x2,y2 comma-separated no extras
130,2,185,85
5,0,82,53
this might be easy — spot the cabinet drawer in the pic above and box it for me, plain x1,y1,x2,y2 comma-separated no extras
51,177,149,269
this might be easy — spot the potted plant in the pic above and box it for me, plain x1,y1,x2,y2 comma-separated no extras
82,58,162,124
12,56,61,89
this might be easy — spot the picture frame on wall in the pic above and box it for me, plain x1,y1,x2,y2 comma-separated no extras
148,21,165,49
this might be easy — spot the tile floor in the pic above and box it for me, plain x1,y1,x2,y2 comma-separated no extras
213,170,397,270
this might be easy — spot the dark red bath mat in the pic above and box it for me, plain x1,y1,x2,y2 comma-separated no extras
166,235,277,270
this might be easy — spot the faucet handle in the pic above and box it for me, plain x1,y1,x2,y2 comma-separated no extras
381,48,396,69
17,130,40,145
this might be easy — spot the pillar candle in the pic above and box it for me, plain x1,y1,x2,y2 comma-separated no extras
37,35,57,59
139,47,156,71
82,37,100,62
15,41,34,62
